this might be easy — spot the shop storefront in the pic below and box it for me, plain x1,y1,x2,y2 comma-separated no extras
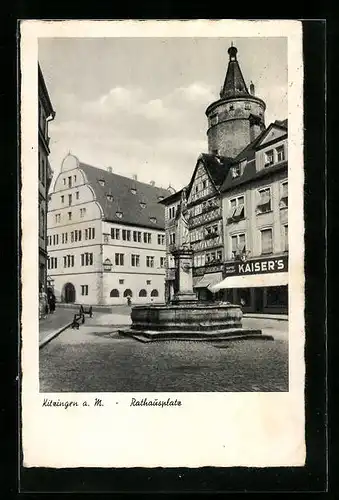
211,255,288,314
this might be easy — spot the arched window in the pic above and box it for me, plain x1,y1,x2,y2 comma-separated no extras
151,289,159,297
139,289,147,297
123,289,133,297
110,289,119,298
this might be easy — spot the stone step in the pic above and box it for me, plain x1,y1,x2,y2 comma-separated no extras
118,329,274,343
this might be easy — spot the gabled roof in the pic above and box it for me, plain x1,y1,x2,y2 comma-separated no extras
186,153,233,202
220,46,250,99
78,162,171,230
200,153,234,187
220,119,288,192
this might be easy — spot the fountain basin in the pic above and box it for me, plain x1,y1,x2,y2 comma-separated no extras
130,302,243,332
118,301,274,343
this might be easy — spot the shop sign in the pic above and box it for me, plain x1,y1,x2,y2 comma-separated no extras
224,254,288,277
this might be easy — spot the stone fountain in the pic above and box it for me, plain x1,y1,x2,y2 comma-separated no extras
120,190,273,343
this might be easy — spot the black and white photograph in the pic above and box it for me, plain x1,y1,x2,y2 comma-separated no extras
21,19,305,468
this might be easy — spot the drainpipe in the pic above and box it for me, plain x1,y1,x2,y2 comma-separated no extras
98,241,104,305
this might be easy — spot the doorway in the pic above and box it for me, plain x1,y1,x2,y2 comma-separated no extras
254,288,264,312
64,282,76,303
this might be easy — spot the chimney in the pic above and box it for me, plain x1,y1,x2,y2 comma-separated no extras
150,180,155,186
249,81,255,96
132,174,138,181
107,166,113,173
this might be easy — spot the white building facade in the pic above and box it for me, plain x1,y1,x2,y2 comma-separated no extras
47,154,169,305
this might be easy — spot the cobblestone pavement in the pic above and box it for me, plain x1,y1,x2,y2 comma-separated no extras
39,318,288,393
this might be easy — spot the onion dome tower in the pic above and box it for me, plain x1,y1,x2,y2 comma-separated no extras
205,44,266,158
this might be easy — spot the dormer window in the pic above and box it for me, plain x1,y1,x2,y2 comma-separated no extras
116,211,123,218
150,217,157,224
264,150,274,167
231,165,241,179
98,179,105,187
158,195,164,201
229,104,234,111
130,188,137,195
245,103,251,110
140,202,146,209
106,193,113,202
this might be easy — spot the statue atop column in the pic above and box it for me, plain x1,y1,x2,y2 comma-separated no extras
174,187,190,250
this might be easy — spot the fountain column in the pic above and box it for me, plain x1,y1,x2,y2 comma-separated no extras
171,248,197,303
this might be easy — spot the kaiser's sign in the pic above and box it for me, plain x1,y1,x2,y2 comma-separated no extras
224,255,288,277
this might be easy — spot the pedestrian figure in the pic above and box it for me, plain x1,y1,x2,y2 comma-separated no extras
127,295,131,306
48,291,56,313
240,298,245,308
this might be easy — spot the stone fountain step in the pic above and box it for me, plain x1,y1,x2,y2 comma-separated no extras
118,328,274,343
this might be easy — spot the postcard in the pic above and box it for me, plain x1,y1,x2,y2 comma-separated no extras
21,19,305,468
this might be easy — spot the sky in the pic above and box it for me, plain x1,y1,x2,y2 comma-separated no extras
39,37,287,192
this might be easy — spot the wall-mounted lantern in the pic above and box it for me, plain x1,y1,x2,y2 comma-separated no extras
103,258,113,272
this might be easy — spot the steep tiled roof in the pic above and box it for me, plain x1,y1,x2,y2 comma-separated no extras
220,46,250,99
200,153,234,187
79,162,171,230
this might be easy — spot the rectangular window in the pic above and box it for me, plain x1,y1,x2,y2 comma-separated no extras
122,229,127,240
257,188,271,214
68,194,72,206
74,175,77,184
55,213,61,223
210,114,218,126
229,196,245,221
68,176,72,188
81,285,88,296
68,211,72,220
264,150,274,167
71,231,74,243
61,195,64,204
261,228,273,255
75,191,79,200
80,208,86,217
131,254,140,267
111,228,120,240
133,230,142,242
78,230,82,241
157,234,165,245
169,233,176,245
81,252,93,266
276,145,285,162
115,253,124,266
231,233,246,257
160,257,166,268
280,181,288,208
146,256,154,268
143,232,151,243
